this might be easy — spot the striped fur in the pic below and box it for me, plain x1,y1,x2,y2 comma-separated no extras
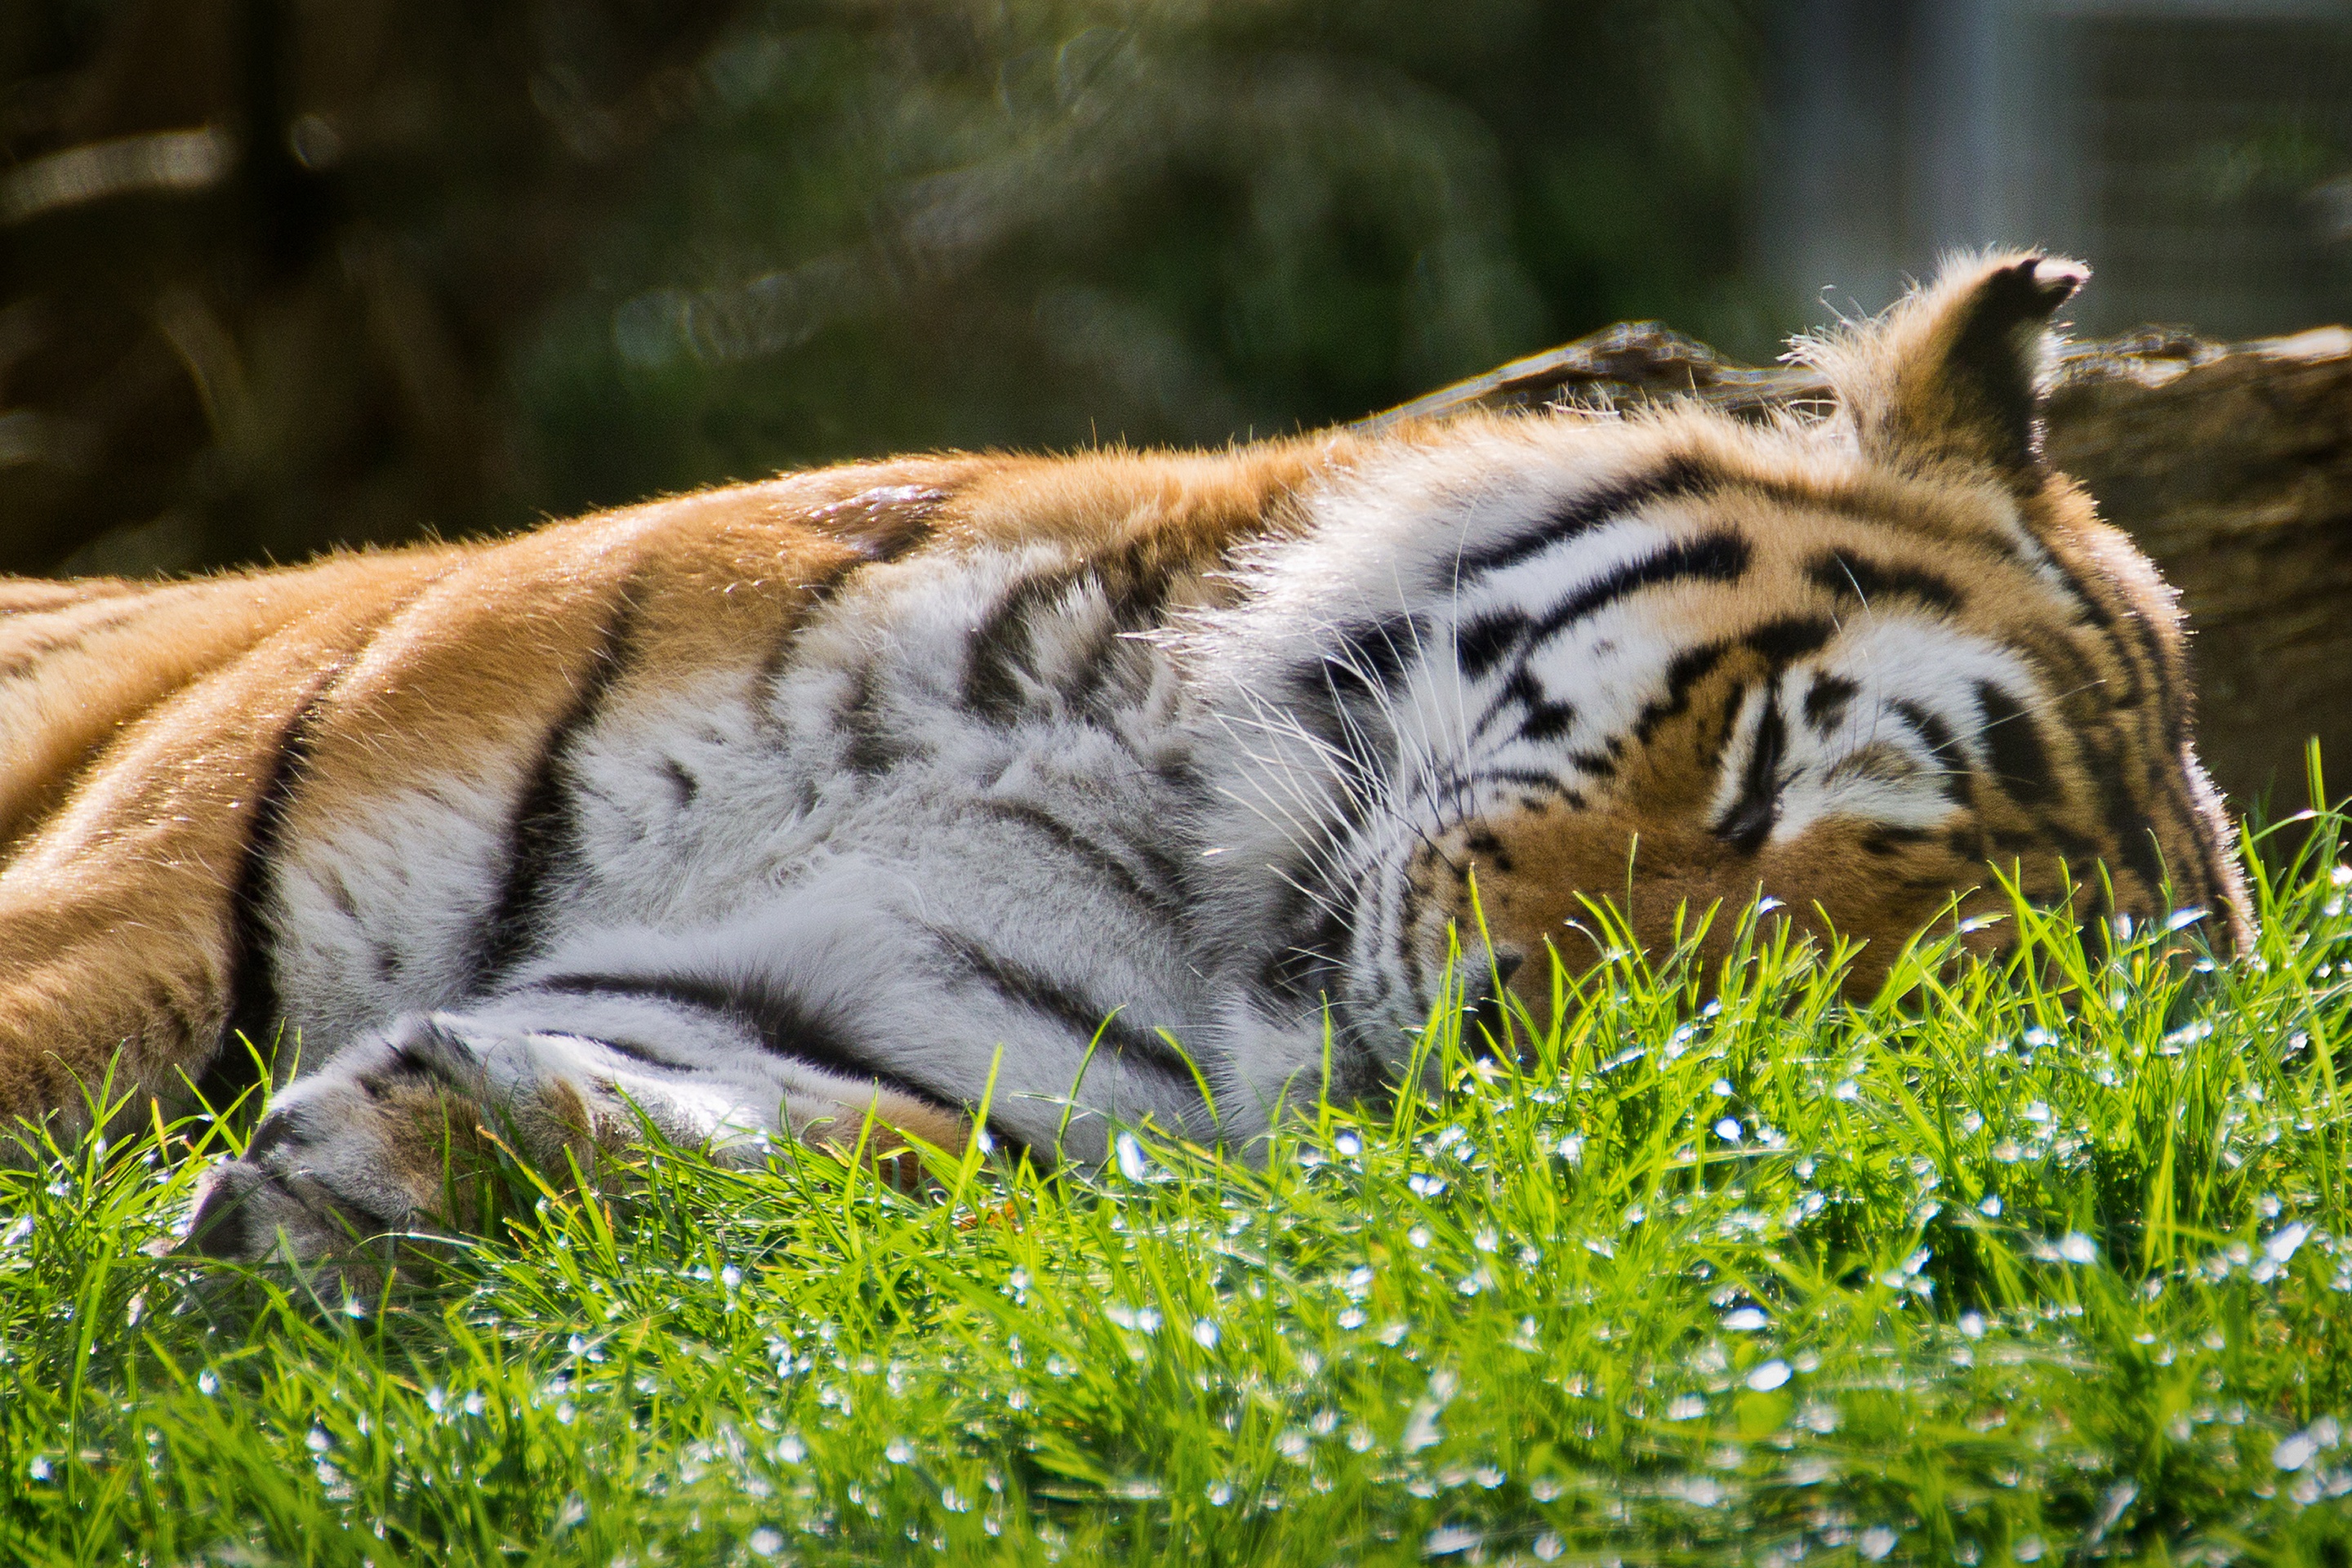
0,253,2246,1263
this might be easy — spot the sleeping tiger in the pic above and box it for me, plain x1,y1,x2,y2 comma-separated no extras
0,252,2246,1263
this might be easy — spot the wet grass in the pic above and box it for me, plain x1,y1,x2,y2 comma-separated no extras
4,817,2352,1566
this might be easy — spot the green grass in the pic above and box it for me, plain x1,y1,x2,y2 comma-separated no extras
7,817,2352,1566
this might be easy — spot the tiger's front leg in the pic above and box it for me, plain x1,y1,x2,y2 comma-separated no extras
184,1002,968,1268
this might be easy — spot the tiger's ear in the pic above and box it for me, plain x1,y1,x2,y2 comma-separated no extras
1800,251,2087,483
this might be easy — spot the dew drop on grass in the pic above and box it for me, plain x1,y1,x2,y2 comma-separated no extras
2274,1431,2320,1472
1206,1481,1234,1506
1115,1132,1148,1183
2057,1232,2099,1265
747,1526,784,1557
1408,1174,1447,1198
1408,1225,1433,1250
1833,1080,1860,1102
1424,1524,1483,1556
1715,1118,1744,1143
197,1370,219,1397
1192,1319,1219,1350
1666,1394,1707,1421
1795,1401,1840,1433
1979,1194,2002,1217
1723,1307,1766,1331
1337,1307,1366,1330
305,1428,331,1454
1747,1360,1791,1392
720,1265,742,1290
885,1438,914,1464
2015,1536,2045,1562
1334,1131,1362,1158
1958,1311,1987,1338
1858,1525,1897,1561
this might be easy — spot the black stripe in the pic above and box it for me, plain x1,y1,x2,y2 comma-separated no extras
1974,681,2055,802
1743,615,1838,666
1499,667,1575,743
925,927,1199,1082
751,552,872,733
1459,530,1753,681
1312,613,1425,699
1260,901,1353,1007
1455,765,1586,809
976,799,1185,916
1891,699,1971,805
961,570,1067,721
1806,550,1965,614
207,677,341,1108
1714,689,1786,853
1860,826,1931,856
1802,674,1860,733
964,558,1178,724
1453,456,1717,578
530,973,953,1111
1633,642,1731,743
476,595,639,987
2086,739,2172,908
839,659,905,774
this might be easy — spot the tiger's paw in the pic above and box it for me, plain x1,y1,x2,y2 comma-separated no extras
180,1013,601,1273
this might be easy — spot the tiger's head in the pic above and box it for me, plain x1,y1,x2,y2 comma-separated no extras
1198,252,2248,1109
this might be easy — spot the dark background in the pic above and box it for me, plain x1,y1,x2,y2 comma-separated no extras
3,1,2347,578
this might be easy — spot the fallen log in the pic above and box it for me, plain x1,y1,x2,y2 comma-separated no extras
1374,322,2352,819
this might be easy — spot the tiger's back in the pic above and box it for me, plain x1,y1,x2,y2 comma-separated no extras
0,253,2248,1267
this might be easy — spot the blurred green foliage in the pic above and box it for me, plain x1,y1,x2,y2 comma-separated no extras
0,1,1766,575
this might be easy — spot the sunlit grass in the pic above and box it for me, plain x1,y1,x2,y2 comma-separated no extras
5,814,2352,1566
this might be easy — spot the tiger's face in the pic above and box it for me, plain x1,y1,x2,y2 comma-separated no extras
1199,254,2246,1102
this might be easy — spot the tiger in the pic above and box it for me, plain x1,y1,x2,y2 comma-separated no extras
0,252,2247,1266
